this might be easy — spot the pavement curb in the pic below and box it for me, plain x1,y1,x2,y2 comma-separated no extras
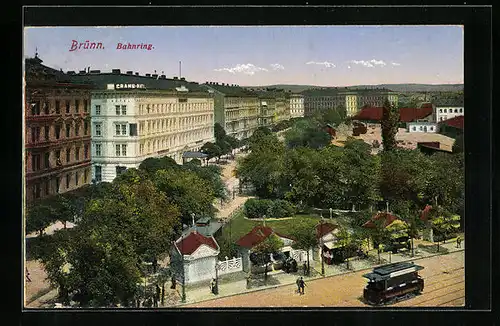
177,248,465,307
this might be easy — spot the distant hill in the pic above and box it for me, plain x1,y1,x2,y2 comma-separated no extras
244,83,463,93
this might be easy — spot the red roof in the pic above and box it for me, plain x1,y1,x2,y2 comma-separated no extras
420,205,433,222
353,106,433,123
316,222,338,238
175,231,218,255
438,115,464,130
236,226,293,249
362,212,399,229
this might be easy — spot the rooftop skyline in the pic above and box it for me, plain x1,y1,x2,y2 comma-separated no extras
24,26,463,87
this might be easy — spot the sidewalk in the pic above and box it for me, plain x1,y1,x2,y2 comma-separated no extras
216,195,254,221
177,238,465,306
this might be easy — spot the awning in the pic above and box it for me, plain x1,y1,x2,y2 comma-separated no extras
324,241,339,249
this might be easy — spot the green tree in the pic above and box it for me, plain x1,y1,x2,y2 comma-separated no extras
252,234,284,283
429,206,460,243
25,202,57,236
290,220,318,275
214,122,227,142
340,138,381,210
391,200,424,257
379,149,432,205
139,156,179,176
200,141,223,162
236,133,286,198
154,169,216,225
381,99,400,152
183,164,227,199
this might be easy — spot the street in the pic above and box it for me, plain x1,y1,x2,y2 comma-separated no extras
186,250,464,308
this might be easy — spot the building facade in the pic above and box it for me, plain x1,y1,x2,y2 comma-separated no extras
70,71,214,183
434,106,464,122
302,88,398,118
203,83,260,140
289,93,305,118
407,121,439,133
24,56,93,204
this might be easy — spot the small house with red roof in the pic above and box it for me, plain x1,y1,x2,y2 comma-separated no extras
362,212,410,252
236,225,311,273
170,230,220,284
316,222,341,265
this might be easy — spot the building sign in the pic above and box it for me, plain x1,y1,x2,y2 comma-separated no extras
115,83,146,90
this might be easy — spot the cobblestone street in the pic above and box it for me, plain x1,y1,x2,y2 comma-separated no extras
185,250,464,308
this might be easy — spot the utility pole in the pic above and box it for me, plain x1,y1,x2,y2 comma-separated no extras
179,61,182,79
320,219,325,277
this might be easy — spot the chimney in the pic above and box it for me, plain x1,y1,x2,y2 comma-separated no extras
89,70,101,74
111,69,121,74
126,71,133,75
67,71,76,75
135,72,139,76
180,77,185,81
145,73,151,77
160,74,166,79
78,70,86,74
173,77,178,80
152,74,158,78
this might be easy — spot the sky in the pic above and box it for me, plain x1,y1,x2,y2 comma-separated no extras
24,26,463,87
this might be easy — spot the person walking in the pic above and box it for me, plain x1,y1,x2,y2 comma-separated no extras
456,236,462,248
295,277,301,294
299,277,306,295
303,262,307,276
210,278,216,295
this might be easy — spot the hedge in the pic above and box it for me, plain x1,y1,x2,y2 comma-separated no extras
244,199,296,219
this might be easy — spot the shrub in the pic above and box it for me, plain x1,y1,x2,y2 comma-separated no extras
244,198,272,219
244,199,295,219
269,200,296,218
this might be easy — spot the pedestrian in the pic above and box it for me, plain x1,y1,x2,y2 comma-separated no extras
456,236,462,248
26,268,31,282
170,276,176,290
303,262,307,276
295,277,301,294
210,278,216,294
299,277,306,295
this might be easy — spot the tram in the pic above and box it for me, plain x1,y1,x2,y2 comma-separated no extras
363,261,424,305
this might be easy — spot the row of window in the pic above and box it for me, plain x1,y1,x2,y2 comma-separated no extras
439,108,463,114
29,99,89,116
30,145,89,172
137,102,212,115
411,125,435,132
94,105,127,116
29,121,89,143
30,169,90,200
138,129,213,155
93,165,125,182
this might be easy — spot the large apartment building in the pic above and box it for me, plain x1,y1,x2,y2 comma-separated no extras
203,82,260,140
301,88,398,117
24,55,93,203
251,89,291,127
289,93,305,118
70,70,214,183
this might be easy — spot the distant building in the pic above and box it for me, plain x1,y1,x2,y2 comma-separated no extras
438,115,464,139
289,93,305,118
301,88,398,117
24,55,93,203
203,83,260,140
407,121,439,133
70,70,215,183
435,106,464,122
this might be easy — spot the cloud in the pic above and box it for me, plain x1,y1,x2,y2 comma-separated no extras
214,63,268,75
306,61,336,68
270,63,284,70
349,59,387,68
391,62,401,66
347,65,351,69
